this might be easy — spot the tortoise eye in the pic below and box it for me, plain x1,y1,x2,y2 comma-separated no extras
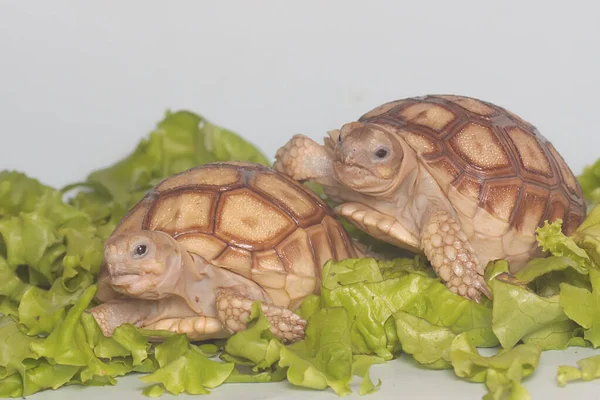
338,134,342,143
133,244,147,258
375,148,388,159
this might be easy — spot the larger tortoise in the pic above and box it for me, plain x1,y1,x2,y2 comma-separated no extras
274,94,586,302
89,162,361,342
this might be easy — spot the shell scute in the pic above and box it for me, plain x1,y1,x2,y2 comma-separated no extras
448,122,512,172
480,179,521,222
146,190,216,236
398,102,456,133
360,99,408,120
505,126,553,179
176,232,227,260
512,185,550,236
275,227,315,277
434,95,498,116
212,246,252,279
214,188,296,251
248,171,325,227
155,165,243,192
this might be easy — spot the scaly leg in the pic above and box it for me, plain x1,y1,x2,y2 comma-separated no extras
144,316,230,341
273,134,336,185
88,299,157,337
421,210,491,302
336,202,422,254
216,289,306,343
89,299,230,341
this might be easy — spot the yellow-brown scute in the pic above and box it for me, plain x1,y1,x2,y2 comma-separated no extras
506,127,553,178
449,123,511,171
156,166,242,191
358,94,587,238
435,95,496,116
109,163,357,309
148,191,215,236
399,102,455,132
481,180,521,222
215,189,295,251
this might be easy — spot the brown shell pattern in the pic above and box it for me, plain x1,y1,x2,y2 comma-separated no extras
112,162,358,307
358,95,586,236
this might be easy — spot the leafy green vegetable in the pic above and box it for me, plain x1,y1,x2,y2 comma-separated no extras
139,335,234,395
394,311,454,369
450,332,541,399
557,354,600,386
535,219,593,271
560,268,600,347
572,204,600,267
579,158,600,205
488,261,569,350
277,307,355,395
320,257,497,361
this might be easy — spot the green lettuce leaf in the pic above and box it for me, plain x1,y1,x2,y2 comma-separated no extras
489,264,569,350
557,354,600,386
450,332,540,399
139,335,234,395
351,354,384,395
0,316,40,397
579,157,600,206
320,257,496,361
535,220,593,271
277,307,354,395
521,320,587,351
572,204,600,267
560,268,600,347
393,311,454,369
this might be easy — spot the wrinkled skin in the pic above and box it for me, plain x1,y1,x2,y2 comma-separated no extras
88,231,306,342
274,122,491,302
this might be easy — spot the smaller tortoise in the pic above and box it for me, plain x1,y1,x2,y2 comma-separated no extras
89,162,361,342
274,94,586,302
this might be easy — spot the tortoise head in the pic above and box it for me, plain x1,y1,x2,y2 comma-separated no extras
103,230,183,300
329,122,411,195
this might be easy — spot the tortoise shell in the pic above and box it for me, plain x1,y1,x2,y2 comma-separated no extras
106,161,358,309
358,94,586,242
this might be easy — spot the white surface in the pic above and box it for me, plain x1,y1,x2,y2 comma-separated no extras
1,1,600,398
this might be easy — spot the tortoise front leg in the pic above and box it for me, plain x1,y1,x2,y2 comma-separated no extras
421,210,491,302
144,316,230,341
215,289,306,343
88,299,158,337
336,202,422,254
90,299,231,341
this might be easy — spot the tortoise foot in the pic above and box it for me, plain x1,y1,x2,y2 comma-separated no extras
336,202,421,253
216,289,306,343
273,134,332,182
88,299,155,337
421,210,492,302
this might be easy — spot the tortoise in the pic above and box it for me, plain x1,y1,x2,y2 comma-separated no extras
273,94,587,302
89,161,362,342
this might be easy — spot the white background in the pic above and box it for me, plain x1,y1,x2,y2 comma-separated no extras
1,1,600,399
1,1,599,189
